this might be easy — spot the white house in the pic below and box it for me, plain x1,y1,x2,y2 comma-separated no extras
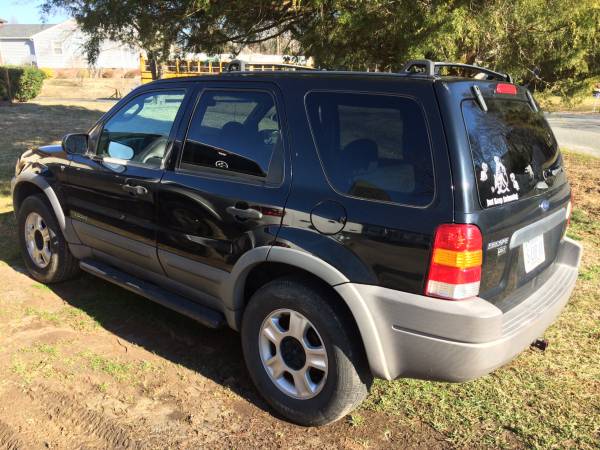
0,19,139,69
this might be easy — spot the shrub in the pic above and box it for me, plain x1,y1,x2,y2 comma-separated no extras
101,69,116,78
76,69,90,79
55,69,78,78
40,67,54,79
0,66,46,102
123,69,140,79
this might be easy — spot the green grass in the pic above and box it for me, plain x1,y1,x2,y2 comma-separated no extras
363,153,600,449
24,306,99,331
81,351,133,380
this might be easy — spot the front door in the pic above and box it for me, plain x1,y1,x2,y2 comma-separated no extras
156,84,291,298
64,88,188,274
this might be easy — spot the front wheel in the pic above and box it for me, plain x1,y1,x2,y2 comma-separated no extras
17,194,80,284
241,277,372,426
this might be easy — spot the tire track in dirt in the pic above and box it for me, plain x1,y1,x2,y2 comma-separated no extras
31,389,141,449
0,420,24,450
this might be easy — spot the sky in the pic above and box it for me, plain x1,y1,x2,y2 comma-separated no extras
0,0,70,24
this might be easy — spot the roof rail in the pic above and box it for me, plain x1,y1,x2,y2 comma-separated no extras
401,59,513,83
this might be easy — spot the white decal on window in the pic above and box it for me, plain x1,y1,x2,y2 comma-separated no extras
480,162,489,182
492,156,510,194
510,173,520,191
525,165,534,179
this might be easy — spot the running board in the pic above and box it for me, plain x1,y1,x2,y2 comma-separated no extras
79,259,225,329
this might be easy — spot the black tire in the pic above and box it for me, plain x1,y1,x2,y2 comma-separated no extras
17,194,80,284
241,276,372,426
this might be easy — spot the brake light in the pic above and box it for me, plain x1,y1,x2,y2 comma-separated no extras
496,83,517,95
426,224,483,300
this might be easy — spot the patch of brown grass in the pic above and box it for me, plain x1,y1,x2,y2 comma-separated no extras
39,78,140,100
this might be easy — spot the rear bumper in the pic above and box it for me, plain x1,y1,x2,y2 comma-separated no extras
335,237,582,381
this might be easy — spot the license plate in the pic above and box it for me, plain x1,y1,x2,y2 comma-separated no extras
523,234,545,273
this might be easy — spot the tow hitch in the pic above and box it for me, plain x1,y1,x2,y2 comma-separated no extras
531,338,549,351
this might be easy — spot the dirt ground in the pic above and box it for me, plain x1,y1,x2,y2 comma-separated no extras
0,258,450,449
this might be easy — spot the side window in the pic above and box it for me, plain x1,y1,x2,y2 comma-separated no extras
181,91,281,178
97,90,185,168
305,92,434,206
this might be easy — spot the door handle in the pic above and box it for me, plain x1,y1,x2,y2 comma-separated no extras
226,206,263,220
122,184,148,195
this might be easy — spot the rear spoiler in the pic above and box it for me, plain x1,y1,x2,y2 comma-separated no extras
401,59,513,83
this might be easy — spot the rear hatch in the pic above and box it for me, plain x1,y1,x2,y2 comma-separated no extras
440,80,571,309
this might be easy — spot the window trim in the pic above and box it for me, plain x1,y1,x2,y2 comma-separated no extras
51,40,63,55
176,87,286,187
93,88,188,169
303,89,437,209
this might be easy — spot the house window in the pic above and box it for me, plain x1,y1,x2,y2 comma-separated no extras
52,40,63,55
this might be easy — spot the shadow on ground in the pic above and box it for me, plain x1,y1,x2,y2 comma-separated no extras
0,210,272,418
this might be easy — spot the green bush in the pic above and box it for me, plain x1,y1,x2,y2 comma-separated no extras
0,66,46,102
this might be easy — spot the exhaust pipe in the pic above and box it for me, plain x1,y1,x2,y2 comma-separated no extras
531,338,548,351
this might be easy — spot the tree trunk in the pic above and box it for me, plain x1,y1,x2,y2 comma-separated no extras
3,67,12,104
147,51,162,81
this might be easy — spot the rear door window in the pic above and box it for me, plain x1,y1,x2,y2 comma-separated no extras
305,92,434,206
181,90,281,179
462,99,561,208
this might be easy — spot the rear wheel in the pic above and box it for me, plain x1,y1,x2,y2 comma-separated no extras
241,277,372,426
17,194,79,283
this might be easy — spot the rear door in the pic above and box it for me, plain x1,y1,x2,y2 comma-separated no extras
439,81,570,306
155,82,290,299
64,88,188,274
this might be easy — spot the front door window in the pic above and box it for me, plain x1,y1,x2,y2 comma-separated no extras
97,90,185,168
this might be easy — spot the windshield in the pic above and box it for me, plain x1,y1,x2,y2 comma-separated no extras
462,98,561,208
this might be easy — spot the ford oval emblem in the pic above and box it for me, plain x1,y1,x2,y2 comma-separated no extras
540,199,550,211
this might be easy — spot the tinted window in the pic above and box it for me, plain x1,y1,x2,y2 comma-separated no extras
305,92,434,206
462,99,561,208
97,91,185,167
181,91,281,178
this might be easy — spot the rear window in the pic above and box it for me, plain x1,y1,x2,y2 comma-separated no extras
462,99,561,208
305,92,434,206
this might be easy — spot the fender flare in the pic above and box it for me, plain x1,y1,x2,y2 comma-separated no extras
11,173,81,244
223,246,391,379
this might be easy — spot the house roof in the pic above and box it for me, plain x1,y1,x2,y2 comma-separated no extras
0,24,57,39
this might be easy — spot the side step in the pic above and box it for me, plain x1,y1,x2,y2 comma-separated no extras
79,259,225,329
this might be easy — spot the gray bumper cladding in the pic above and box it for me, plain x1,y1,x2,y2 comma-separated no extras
336,237,582,381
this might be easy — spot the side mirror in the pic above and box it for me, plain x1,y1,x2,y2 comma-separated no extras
107,141,134,161
62,133,88,155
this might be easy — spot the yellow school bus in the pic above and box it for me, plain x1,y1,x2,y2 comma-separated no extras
140,56,313,84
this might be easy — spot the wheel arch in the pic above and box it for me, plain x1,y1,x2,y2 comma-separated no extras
12,173,80,244
223,246,391,379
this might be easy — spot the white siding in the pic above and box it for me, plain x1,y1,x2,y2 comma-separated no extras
0,39,35,65
93,41,139,69
32,20,139,69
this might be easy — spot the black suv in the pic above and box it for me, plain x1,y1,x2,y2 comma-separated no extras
12,60,582,426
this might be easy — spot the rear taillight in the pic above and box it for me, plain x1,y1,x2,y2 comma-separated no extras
426,224,483,300
496,83,517,95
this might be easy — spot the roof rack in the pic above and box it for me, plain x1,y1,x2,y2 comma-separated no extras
401,59,513,83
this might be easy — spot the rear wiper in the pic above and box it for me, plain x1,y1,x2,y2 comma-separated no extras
471,85,488,112
526,90,539,112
